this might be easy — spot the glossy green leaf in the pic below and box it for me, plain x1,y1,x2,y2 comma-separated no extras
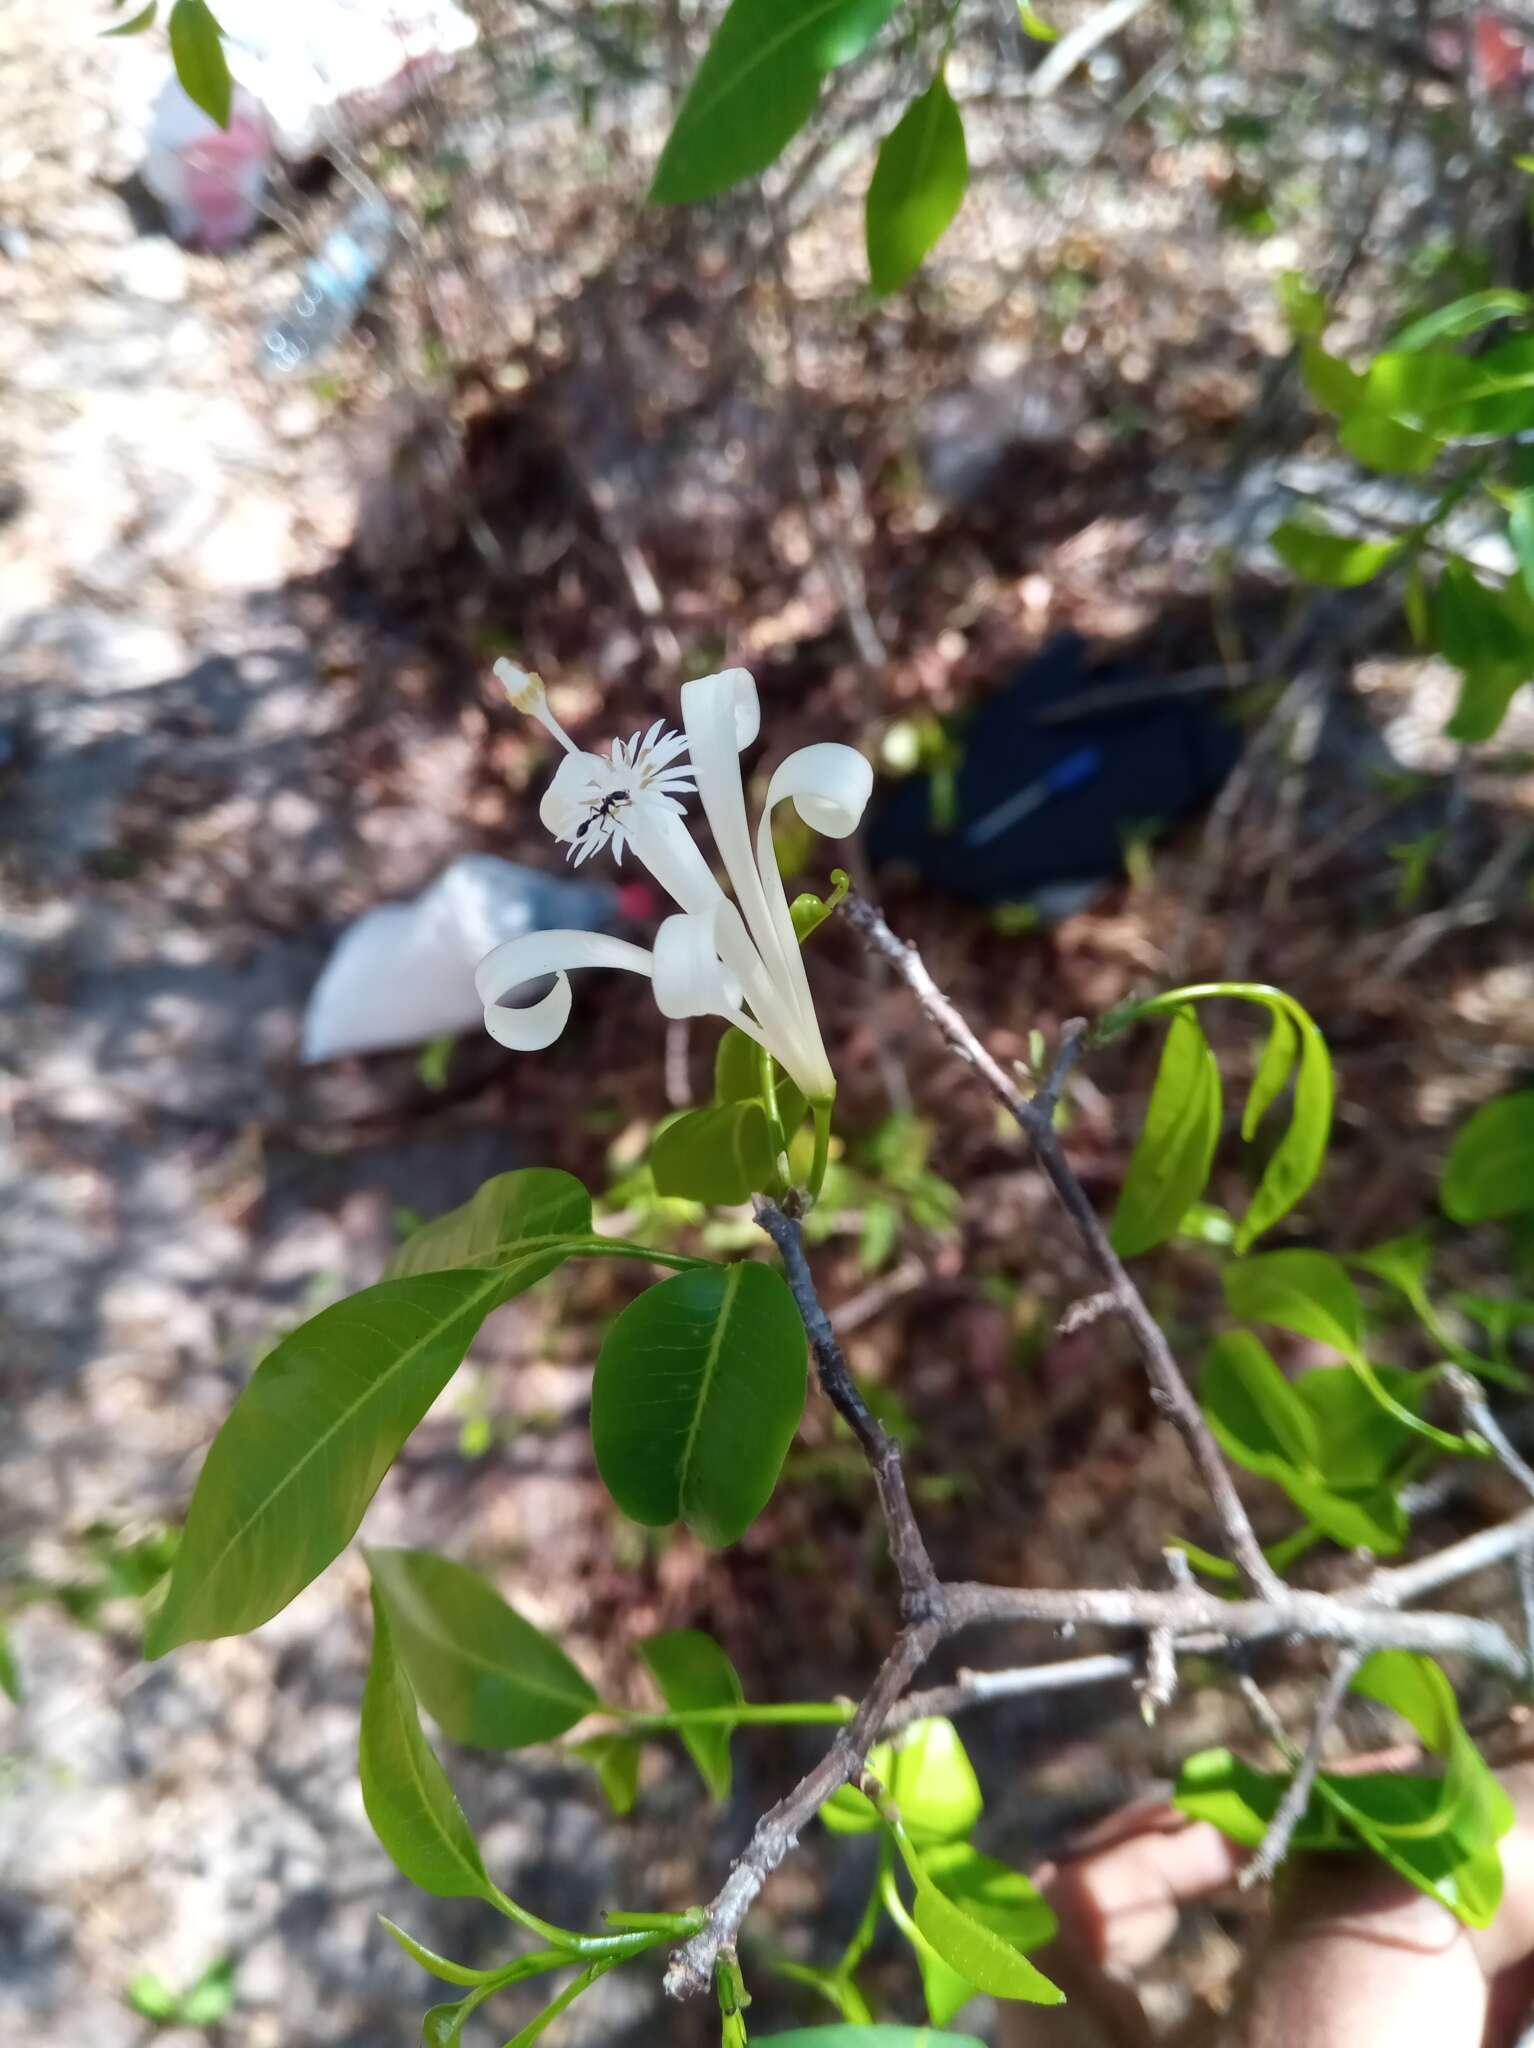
1442,1092,1534,1222
1350,1231,1434,1296
715,1028,809,1139
821,1718,981,1844
1510,490,1534,603
367,1548,599,1747
1276,271,1326,339
1338,412,1441,475
571,1735,642,1817
1359,351,1489,432
146,1269,514,1655
1242,1006,1298,1142
379,1919,501,1988
651,1100,777,1204
650,0,897,203
591,1263,806,1545
1390,289,1531,352
1016,0,1058,39
639,1629,743,1801
359,1588,495,1899
386,1168,591,1280
102,3,159,34
1201,1330,1322,1479
1223,1249,1364,1359
169,0,232,126
895,1907,976,2030
1446,663,1527,741
1235,994,1332,1251
919,1842,1057,1952
1280,1471,1406,1553
759,2031,986,2046
1302,344,1367,417
1270,519,1399,587
178,1958,237,2026
1110,1007,1222,1255
0,1620,19,1705
1292,1366,1423,1490
910,1870,1063,2005
1173,1746,1349,1850
1435,560,1534,670
866,73,969,295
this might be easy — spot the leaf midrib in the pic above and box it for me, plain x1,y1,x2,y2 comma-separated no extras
672,0,874,134
676,1264,742,1515
383,1640,490,1896
157,1269,508,1644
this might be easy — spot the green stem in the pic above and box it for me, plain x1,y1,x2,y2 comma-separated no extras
501,1956,622,2048
808,1100,833,1201
568,1237,711,1271
603,1908,707,1935
486,1890,666,1960
758,1046,788,1160
607,1699,854,1730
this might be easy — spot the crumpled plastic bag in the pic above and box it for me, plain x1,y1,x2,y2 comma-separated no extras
301,856,619,1064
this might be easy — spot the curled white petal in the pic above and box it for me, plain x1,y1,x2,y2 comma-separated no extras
475,930,654,1050
764,743,874,839
539,750,611,840
651,913,746,1022
682,666,759,752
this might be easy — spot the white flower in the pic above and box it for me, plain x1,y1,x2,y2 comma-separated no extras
477,663,873,1107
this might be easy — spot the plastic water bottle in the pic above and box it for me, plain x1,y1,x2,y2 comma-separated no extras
259,191,399,375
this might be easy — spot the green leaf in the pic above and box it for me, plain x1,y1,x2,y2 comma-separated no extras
1390,289,1531,352
1279,1471,1406,1554
1201,1331,1322,1479
1442,1092,1534,1222
1510,490,1534,604
1276,271,1326,340
1292,1366,1423,1490
366,1548,599,1747
359,1589,495,1899
650,0,897,203
1242,1006,1299,1142
910,1869,1064,2005
865,73,969,295
1446,663,1527,741
1110,1008,1222,1255
591,1263,807,1545
168,0,232,126
1270,518,1400,587
379,1919,500,1987
1235,995,1332,1250
1338,412,1442,475
758,2031,986,2046
715,1028,808,1139
1223,1249,1364,1360
651,1101,777,1204
177,1958,237,2027
821,1718,982,1844
1302,345,1367,418
638,1629,743,1800
1435,559,1534,671
1350,1231,1434,1296
386,1168,591,1280
146,1269,514,1655
127,1974,180,2022
919,1843,1057,1952
1016,0,1058,39
102,2,159,34
788,868,850,944
571,1735,642,1816
1173,1746,1349,1851
0,1620,19,1705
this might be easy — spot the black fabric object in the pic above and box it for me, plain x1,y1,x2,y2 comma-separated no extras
865,633,1243,906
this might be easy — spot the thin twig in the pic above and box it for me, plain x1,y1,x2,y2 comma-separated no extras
842,892,1284,1601
756,1198,943,1617
1444,1366,1534,1506
1241,1649,1364,1889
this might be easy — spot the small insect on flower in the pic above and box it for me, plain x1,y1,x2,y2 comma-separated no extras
478,663,873,1109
